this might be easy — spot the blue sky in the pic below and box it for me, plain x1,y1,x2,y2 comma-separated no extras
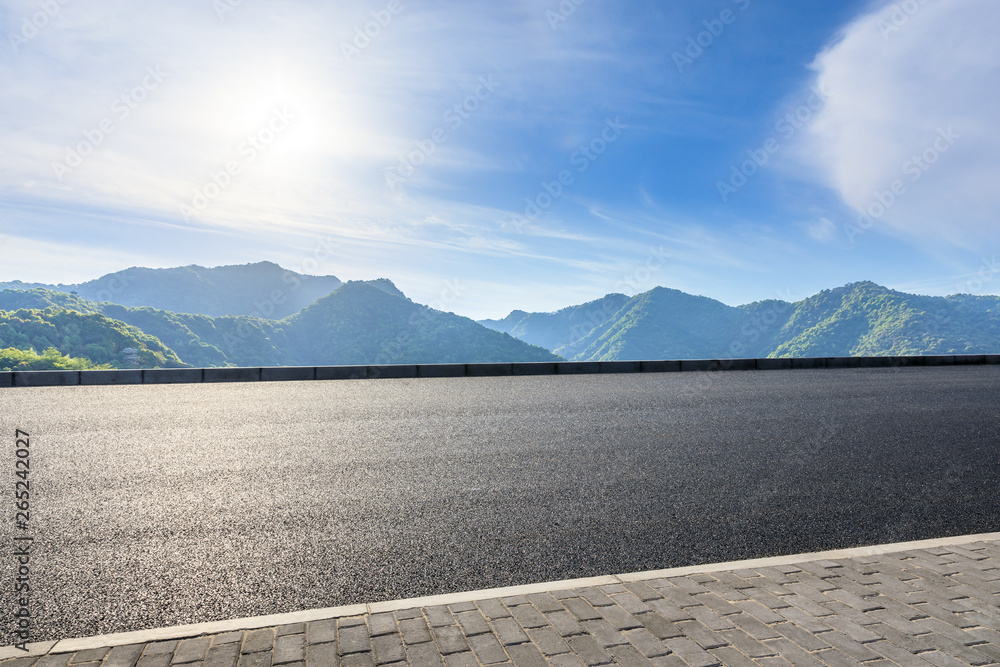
1,0,998,319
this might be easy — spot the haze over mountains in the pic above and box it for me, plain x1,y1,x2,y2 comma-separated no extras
1,262,999,370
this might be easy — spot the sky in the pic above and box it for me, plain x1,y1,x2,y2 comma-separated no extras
1,0,998,320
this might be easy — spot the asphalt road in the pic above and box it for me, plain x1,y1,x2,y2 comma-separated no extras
2,366,999,644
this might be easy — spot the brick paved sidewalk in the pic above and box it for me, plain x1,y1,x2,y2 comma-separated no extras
3,535,999,667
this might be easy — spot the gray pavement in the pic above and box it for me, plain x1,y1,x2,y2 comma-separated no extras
3,533,999,666
2,367,1000,643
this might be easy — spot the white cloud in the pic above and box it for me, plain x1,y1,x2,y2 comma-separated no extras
795,0,1000,248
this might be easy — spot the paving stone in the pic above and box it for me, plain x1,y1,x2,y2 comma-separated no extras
545,610,585,637
772,620,831,652
370,634,405,665
919,632,997,666
504,643,547,667
820,614,883,643
647,598,693,623
70,649,109,664
598,584,626,595
972,643,1000,662
35,656,71,667
423,606,456,628
103,645,145,667
467,634,508,666
729,612,782,641
304,643,338,667
822,589,883,613
562,598,602,622
700,580,749,602
1,658,38,667
661,637,721,667
916,650,975,667
864,621,934,654
398,618,432,645
732,599,786,625
658,586,701,610
500,596,529,607
403,642,443,667
136,656,171,667
476,599,512,620
607,644,656,667
429,625,469,656
143,643,179,657
705,646,757,667
339,653,374,667
621,582,662,602
820,601,881,629
338,623,371,655
580,619,628,648
687,604,736,632
649,655,689,667
710,571,755,590
442,653,477,667
489,617,529,646
306,620,338,645
367,613,397,638
172,637,213,664
610,593,653,615
635,612,683,640
810,649,864,667
214,633,245,645
204,644,240,667
674,620,728,650
393,608,423,621
916,616,983,646
866,639,937,666
446,602,477,613
620,628,669,659
666,577,710,596
762,638,828,667
510,603,548,629
525,626,570,656
273,635,305,665
548,654,587,667
916,601,979,628
277,625,306,637
525,592,565,614
597,602,643,631
819,630,882,662
550,589,577,600
454,610,492,637
236,652,271,667
692,592,741,617
775,603,833,634
715,627,774,658
564,635,614,666
241,630,275,655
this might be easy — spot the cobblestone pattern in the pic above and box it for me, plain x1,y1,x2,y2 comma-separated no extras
4,541,998,666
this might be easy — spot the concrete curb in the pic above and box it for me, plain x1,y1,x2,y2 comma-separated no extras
1,354,998,388
10,531,997,657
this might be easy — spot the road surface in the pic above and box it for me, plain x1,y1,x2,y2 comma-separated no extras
2,366,999,643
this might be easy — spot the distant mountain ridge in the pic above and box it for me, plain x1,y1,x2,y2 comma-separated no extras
0,280,559,369
0,261,342,319
482,281,1000,360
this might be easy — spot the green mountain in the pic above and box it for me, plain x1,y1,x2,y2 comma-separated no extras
0,307,188,370
0,261,342,319
0,281,560,369
491,281,1000,361
479,293,631,353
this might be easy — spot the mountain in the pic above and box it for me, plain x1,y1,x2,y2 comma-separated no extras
479,293,631,353
0,307,187,369
0,261,342,319
496,282,1000,361
283,281,559,365
0,281,560,369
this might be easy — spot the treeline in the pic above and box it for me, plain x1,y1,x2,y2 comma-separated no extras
0,308,188,371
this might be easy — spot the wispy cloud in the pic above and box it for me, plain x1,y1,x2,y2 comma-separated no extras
793,0,1000,248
